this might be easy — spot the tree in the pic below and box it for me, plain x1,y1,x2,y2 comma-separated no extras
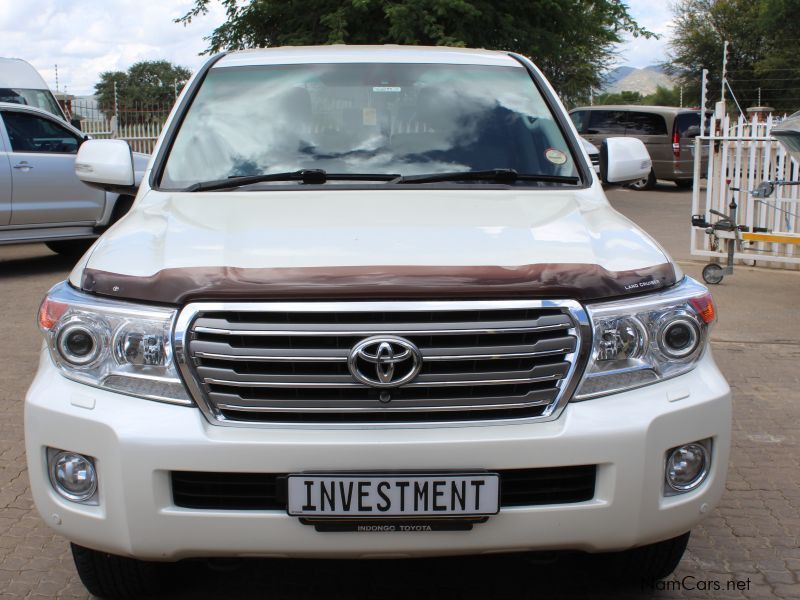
176,0,654,106
594,90,644,105
593,86,684,107
667,0,800,113
645,85,683,106
95,60,192,117
753,0,800,113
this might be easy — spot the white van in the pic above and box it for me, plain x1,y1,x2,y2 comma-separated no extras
0,57,68,121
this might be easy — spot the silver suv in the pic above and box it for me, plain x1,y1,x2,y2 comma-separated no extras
0,102,146,256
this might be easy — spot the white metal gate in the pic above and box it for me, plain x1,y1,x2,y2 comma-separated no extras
691,114,800,269
69,98,168,154
79,118,163,154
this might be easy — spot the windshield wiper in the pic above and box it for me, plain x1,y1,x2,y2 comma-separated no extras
185,169,326,192
184,170,401,192
390,168,579,185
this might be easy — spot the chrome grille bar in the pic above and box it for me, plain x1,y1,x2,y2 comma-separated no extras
202,373,565,388
193,323,571,336
174,299,590,428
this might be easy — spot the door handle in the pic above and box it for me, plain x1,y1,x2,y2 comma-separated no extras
13,162,33,171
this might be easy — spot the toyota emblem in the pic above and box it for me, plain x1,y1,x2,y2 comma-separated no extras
347,336,422,388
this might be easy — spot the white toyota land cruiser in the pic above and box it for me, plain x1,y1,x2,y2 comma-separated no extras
26,46,731,599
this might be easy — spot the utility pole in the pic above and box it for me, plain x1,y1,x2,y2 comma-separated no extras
680,86,683,108
700,69,708,136
54,64,59,93
112,81,119,137
720,40,728,103
113,81,119,119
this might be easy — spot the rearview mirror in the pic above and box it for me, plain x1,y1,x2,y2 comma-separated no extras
75,139,137,195
600,137,652,185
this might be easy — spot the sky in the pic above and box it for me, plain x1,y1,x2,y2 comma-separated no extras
614,1,675,69
0,0,673,96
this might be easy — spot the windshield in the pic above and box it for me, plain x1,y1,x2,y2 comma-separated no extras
160,63,578,189
0,88,63,119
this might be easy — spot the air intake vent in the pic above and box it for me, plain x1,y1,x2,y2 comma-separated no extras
171,465,597,510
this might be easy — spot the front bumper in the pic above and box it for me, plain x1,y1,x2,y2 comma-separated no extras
25,350,731,561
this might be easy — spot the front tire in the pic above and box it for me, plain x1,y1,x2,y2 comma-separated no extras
628,168,656,191
598,531,690,582
71,543,165,599
45,239,94,258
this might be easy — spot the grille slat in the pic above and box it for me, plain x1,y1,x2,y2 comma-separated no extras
196,362,569,388
171,466,597,510
213,394,554,412
191,335,577,363
194,323,571,337
181,302,582,424
193,313,572,333
209,387,556,407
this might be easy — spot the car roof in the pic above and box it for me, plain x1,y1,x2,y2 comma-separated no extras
215,45,522,68
570,105,704,115
0,57,50,88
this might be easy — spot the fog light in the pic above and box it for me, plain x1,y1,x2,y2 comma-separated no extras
665,442,709,493
49,450,97,502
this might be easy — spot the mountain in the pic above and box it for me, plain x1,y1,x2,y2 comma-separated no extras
602,65,677,96
644,65,668,75
602,66,636,89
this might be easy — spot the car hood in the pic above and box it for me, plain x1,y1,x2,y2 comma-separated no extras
74,187,678,304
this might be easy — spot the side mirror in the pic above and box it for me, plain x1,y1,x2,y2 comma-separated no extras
600,137,652,185
75,139,137,195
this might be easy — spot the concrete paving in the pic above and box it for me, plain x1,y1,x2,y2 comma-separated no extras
0,183,798,598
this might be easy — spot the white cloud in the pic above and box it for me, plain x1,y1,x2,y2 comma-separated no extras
0,0,227,95
613,0,675,68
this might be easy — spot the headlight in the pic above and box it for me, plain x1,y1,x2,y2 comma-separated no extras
574,277,715,400
38,281,191,405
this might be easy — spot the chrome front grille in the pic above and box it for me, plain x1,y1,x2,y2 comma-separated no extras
174,300,588,427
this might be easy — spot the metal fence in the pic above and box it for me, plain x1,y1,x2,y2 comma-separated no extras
68,98,170,154
691,113,800,269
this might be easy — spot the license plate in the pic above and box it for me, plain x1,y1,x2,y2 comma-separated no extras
287,473,500,518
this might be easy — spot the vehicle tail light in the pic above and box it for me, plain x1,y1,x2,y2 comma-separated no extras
672,130,681,159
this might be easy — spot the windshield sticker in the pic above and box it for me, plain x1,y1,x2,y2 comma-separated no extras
362,108,377,126
545,148,568,165
373,86,401,93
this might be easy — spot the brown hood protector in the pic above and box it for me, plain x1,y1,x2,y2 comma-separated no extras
81,263,677,305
